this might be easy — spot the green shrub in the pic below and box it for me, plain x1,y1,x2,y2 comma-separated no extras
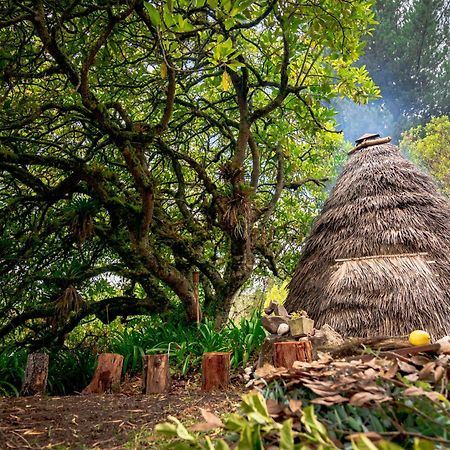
47,349,97,395
0,346,27,396
109,314,266,376
0,314,266,395
155,392,435,449
0,346,96,396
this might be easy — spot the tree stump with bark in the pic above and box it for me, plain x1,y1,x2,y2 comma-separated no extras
201,352,230,391
21,353,49,396
143,354,170,394
274,341,313,368
82,353,123,394
257,335,298,367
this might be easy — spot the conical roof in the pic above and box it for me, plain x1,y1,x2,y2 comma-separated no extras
285,142,450,338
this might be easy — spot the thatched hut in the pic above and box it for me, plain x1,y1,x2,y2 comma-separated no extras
285,135,450,338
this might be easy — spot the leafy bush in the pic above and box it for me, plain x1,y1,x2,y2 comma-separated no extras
0,346,96,396
0,346,27,396
261,376,450,449
47,349,97,395
155,392,434,449
0,314,266,395
109,314,266,375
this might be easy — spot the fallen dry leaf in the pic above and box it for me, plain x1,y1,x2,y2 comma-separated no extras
310,395,348,406
266,399,284,417
302,383,337,397
349,391,391,406
255,364,288,379
404,373,419,382
403,387,443,402
190,408,224,432
418,362,436,380
397,361,417,373
433,365,445,383
288,399,302,413
382,361,398,379
348,432,383,442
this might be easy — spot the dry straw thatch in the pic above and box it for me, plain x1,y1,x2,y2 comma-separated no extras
285,142,450,338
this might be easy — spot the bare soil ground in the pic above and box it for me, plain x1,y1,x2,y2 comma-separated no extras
0,378,242,449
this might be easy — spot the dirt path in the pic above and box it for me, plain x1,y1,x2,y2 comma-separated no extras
0,380,242,449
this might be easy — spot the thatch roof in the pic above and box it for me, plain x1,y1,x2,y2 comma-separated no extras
285,142,450,339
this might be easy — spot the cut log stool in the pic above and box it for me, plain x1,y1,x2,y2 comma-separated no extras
21,353,49,396
274,341,313,368
202,352,230,391
82,353,123,394
143,354,170,394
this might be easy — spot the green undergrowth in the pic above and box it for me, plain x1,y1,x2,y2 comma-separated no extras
108,314,265,376
154,391,450,450
0,314,265,396
262,379,450,449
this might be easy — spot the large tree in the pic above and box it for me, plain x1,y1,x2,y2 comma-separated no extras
400,116,450,195
336,0,450,142
0,0,378,347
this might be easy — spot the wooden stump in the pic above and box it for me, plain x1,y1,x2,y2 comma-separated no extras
201,352,230,391
21,353,49,396
82,353,123,394
143,354,170,394
257,335,297,368
274,341,313,368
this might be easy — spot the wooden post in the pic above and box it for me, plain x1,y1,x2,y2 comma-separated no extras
193,271,200,324
143,354,170,394
274,341,313,368
82,353,123,394
21,353,49,396
202,352,230,391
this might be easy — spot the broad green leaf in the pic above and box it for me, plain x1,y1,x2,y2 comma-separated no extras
224,413,247,432
301,405,327,437
413,439,436,450
280,419,294,450
240,393,271,422
144,3,161,26
377,441,406,450
351,435,378,450
214,439,231,450
237,423,263,450
155,422,178,436
168,415,195,441
163,8,175,27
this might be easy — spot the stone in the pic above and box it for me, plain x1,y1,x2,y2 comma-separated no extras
273,303,289,318
310,324,344,348
261,315,289,334
277,323,289,335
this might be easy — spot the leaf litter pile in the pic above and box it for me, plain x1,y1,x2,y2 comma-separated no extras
157,349,450,449
254,353,449,407
248,351,450,446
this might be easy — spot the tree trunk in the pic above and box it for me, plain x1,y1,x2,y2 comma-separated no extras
274,341,313,368
201,352,230,391
21,353,49,396
143,354,170,394
82,353,123,394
